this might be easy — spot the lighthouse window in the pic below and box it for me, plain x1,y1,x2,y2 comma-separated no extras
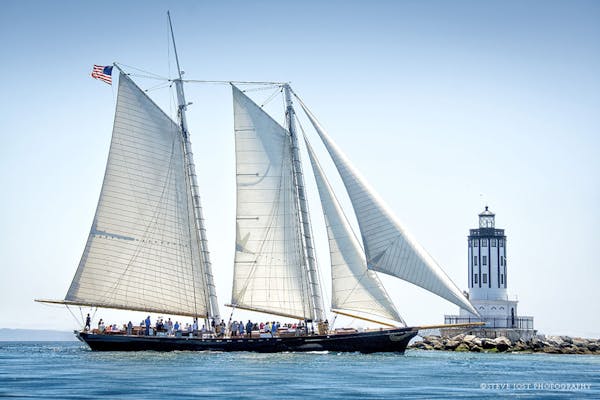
500,274,504,284
474,274,478,284
482,273,488,284
500,256,504,266
491,239,497,247
482,240,487,247
499,239,504,247
472,240,478,247
482,256,487,266
473,257,478,266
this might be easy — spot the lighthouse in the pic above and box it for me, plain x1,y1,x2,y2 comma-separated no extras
468,206,509,304
444,207,535,339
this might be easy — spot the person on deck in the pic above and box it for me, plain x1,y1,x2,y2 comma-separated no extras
238,321,244,337
145,316,151,336
85,314,91,331
127,321,133,335
245,320,253,337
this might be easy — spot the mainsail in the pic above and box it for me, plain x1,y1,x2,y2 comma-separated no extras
297,97,479,316
304,136,405,326
64,72,211,318
231,86,315,320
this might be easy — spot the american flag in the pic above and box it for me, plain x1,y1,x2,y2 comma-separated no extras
91,65,113,85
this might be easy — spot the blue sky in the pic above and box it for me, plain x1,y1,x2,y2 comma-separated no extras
1,0,599,337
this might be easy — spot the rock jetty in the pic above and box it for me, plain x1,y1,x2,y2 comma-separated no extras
409,334,600,354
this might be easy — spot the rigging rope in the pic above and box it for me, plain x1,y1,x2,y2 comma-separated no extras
260,86,282,108
183,79,286,85
115,62,167,80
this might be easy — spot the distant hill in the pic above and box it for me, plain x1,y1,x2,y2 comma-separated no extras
0,328,77,341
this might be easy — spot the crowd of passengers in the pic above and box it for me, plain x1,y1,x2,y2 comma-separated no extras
86,313,325,338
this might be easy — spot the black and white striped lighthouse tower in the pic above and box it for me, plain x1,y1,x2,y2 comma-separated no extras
468,206,508,301
445,207,535,338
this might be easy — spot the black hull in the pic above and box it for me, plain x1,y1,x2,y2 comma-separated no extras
76,328,417,354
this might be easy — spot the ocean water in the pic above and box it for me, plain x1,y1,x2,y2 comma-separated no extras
0,342,598,399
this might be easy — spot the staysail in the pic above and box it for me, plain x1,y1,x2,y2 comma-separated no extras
297,96,479,316
63,72,211,317
304,136,405,326
231,86,314,320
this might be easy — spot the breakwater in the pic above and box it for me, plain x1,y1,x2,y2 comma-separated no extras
410,333,600,354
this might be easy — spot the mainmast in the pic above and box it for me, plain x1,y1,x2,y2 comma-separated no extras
283,84,325,322
168,12,220,323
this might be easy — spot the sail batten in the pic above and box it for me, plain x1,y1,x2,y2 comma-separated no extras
304,135,405,325
297,97,479,316
231,86,314,320
65,72,210,318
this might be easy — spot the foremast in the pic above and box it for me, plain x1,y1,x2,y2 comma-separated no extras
283,84,325,322
168,12,220,324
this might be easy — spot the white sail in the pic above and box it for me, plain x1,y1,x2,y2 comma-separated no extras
304,136,405,325
298,98,479,316
231,86,313,320
65,72,210,317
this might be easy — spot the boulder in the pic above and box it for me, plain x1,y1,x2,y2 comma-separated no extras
463,334,477,344
423,335,441,345
493,336,512,352
455,343,470,352
560,336,573,344
576,347,592,355
560,345,578,354
420,343,434,351
572,338,589,347
511,341,529,352
587,342,599,352
530,337,545,349
450,333,465,342
433,342,445,351
542,345,561,354
546,336,564,347
481,338,497,349
444,340,461,350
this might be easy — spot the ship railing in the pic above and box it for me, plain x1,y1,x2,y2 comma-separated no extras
444,315,534,330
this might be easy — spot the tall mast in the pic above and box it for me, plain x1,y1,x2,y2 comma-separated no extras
283,84,325,322
168,11,220,323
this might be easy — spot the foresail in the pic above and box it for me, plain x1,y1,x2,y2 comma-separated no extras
65,72,210,317
231,86,313,320
298,99,479,316
304,136,405,325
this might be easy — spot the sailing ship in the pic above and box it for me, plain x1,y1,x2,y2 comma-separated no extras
37,16,480,353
